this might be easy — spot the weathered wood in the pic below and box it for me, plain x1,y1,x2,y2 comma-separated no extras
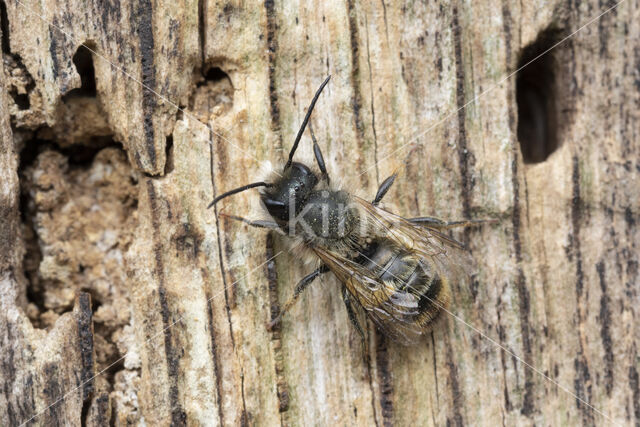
1,0,639,425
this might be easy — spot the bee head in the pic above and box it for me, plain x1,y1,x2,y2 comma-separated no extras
207,76,331,218
261,162,318,221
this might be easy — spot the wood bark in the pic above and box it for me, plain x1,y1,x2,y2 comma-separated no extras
1,0,639,425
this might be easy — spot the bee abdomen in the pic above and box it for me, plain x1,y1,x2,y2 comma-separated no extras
357,241,446,327
409,264,445,326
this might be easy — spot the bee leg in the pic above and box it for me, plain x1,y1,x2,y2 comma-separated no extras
342,286,366,349
372,173,398,205
410,217,496,229
220,214,285,234
309,121,330,184
267,265,329,330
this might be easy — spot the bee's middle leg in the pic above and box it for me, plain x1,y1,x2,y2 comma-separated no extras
409,217,495,229
267,265,329,330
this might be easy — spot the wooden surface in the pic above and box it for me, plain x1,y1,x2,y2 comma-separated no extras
1,0,639,425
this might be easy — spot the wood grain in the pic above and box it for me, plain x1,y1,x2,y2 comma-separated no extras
1,0,638,425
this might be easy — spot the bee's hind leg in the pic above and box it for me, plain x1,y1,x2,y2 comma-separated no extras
267,265,329,331
342,286,366,353
410,217,496,229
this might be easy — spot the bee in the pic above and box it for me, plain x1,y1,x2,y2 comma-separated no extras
209,76,488,345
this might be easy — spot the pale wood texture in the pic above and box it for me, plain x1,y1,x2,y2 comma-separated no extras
1,0,639,425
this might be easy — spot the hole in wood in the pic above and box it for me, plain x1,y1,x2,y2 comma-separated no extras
191,66,234,116
203,66,230,83
165,134,174,174
13,92,29,110
63,43,97,100
19,138,138,336
516,27,568,164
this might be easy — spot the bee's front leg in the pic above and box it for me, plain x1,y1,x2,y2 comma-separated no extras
309,121,330,185
219,213,286,235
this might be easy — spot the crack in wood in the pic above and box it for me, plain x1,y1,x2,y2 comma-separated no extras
444,326,464,426
208,132,248,421
146,180,186,426
375,333,394,427
133,0,158,172
502,1,535,414
265,233,290,416
264,0,283,153
596,260,614,396
201,265,225,426
347,0,369,188
75,292,95,403
570,156,594,425
452,7,472,222
363,15,380,186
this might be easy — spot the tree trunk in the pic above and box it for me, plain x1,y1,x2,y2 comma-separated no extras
1,0,638,425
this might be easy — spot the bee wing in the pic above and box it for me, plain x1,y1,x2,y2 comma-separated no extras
352,196,473,279
313,246,426,345
312,197,473,345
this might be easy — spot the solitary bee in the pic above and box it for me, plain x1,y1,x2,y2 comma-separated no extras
209,76,487,345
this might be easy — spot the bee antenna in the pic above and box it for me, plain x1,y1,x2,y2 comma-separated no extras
284,75,331,171
208,182,273,208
